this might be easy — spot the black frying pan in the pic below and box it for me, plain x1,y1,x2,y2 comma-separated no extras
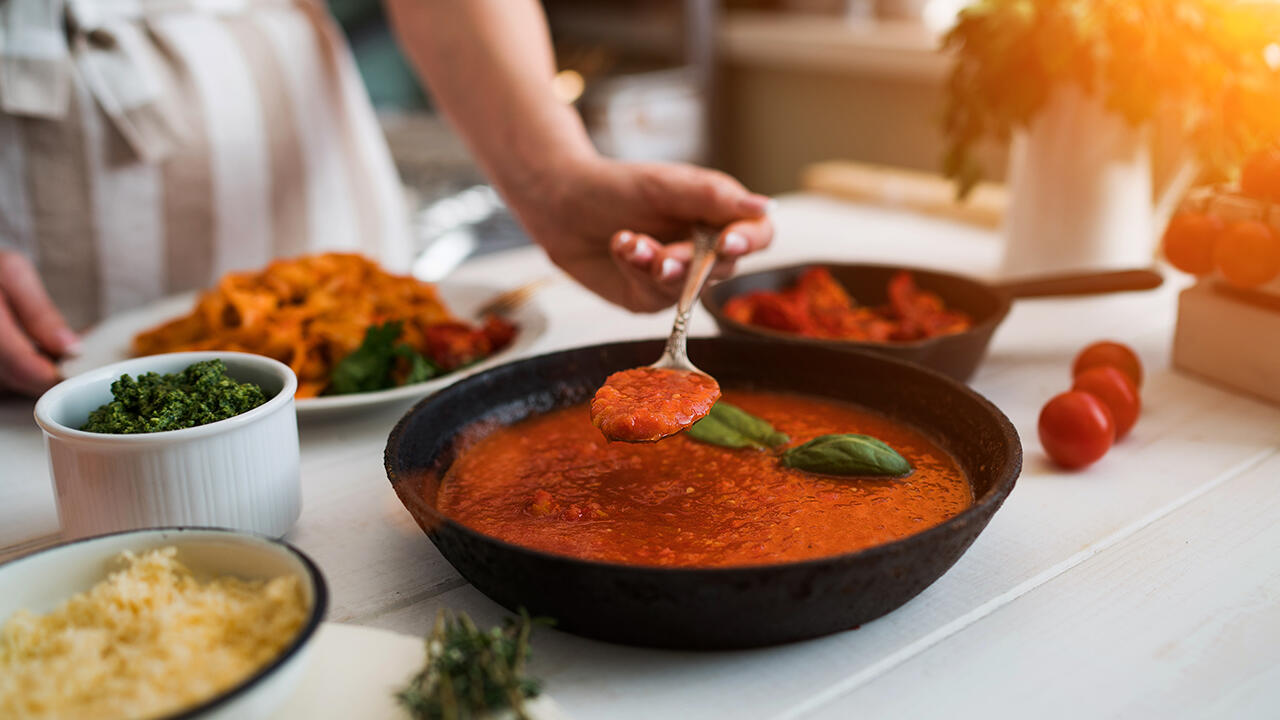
384,338,1021,650
702,263,1164,382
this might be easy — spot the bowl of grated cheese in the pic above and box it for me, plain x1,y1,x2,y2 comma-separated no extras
0,527,327,720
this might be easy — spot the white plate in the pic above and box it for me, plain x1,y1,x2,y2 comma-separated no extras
62,283,548,416
276,623,567,720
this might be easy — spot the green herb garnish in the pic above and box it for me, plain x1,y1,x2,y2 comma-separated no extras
399,345,439,385
81,359,267,434
781,434,912,477
686,401,789,450
398,609,546,720
684,401,912,478
327,321,440,395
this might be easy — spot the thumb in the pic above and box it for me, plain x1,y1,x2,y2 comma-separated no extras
0,252,79,357
640,164,771,227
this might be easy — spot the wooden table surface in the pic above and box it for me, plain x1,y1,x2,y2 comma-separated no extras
3,195,1278,719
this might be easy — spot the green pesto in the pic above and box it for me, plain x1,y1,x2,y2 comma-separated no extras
81,360,269,434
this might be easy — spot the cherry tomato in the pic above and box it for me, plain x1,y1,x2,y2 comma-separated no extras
1214,220,1280,289
1241,147,1280,202
1038,391,1116,470
1072,366,1141,440
1073,341,1143,389
1162,211,1223,276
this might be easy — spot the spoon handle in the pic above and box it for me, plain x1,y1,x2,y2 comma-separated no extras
660,226,719,369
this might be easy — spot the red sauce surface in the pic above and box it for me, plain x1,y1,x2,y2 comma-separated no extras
590,367,720,442
438,390,972,568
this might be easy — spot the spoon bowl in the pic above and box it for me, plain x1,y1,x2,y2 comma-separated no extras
590,226,724,443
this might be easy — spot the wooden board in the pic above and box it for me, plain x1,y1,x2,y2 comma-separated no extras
801,161,1008,229
1173,282,1280,406
801,450,1280,719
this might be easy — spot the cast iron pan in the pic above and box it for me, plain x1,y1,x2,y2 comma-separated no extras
701,263,1164,382
385,338,1022,650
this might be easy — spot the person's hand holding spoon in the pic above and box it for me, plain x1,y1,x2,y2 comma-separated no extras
591,226,724,442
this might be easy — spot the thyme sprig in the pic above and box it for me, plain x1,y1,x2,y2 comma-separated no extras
398,609,548,720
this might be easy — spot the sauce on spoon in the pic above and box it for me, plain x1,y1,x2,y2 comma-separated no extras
591,367,720,442
590,226,724,443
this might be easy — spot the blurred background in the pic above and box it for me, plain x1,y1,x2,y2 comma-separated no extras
332,0,982,271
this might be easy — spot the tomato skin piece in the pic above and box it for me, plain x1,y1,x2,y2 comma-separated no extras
1072,366,1141,440
1072,341,1143,389
1214,220,1280,289
1162,211,1223,276
1039,391,1116,470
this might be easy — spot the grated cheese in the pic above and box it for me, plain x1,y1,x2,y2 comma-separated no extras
0,547,308,720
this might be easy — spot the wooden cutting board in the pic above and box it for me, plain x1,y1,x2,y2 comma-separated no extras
800,161,1008,229
1173,281,1280,406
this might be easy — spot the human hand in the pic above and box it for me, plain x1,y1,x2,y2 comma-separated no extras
506,157,774,312
0,251,79,396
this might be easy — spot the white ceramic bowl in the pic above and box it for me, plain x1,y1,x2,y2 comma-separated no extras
34,352,301,539
0,527,328,720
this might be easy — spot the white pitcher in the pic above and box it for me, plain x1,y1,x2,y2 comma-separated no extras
1000,85,1194,277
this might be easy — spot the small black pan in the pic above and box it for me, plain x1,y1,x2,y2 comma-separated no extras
385,338,1021,649
702,263,1164,382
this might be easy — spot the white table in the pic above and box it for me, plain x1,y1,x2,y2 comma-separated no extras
3,195,1279,719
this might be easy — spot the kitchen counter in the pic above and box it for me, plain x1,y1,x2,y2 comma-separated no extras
2,194,1278,718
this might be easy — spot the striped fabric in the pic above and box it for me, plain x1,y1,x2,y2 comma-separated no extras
0,0,410,329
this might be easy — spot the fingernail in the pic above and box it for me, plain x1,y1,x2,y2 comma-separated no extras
721,231,748,255
630,240,654,264
659,257,684,281
739,193,771,216
56,329,81,356
764,198,778,215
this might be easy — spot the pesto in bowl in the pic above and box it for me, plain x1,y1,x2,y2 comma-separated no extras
82,359,268,434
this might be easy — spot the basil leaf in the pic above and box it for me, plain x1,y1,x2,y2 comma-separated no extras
685,401,789,450
394,344,441,385
781,434,912,477
711,402,790,447
328,321,404,395
685,415,758,449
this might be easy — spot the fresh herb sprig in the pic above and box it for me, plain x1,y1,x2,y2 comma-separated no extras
943,0,1280,198
327,321,440,395
685,401,912,478
398,609,547,720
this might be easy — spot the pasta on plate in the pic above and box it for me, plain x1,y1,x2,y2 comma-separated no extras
133,253,517,398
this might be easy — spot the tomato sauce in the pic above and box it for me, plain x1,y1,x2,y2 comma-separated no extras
437,390,972,568
590,367,720,442
723,268,972,342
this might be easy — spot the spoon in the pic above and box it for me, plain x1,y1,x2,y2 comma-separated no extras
590,226,723,442
653,224,719,375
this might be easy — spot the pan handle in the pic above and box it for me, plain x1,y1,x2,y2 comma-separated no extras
991,268,1164,299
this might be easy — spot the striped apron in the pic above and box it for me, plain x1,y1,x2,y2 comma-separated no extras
0,0,411,329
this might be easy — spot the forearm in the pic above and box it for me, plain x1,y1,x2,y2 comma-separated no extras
384,0,773,314
385,0,597,190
